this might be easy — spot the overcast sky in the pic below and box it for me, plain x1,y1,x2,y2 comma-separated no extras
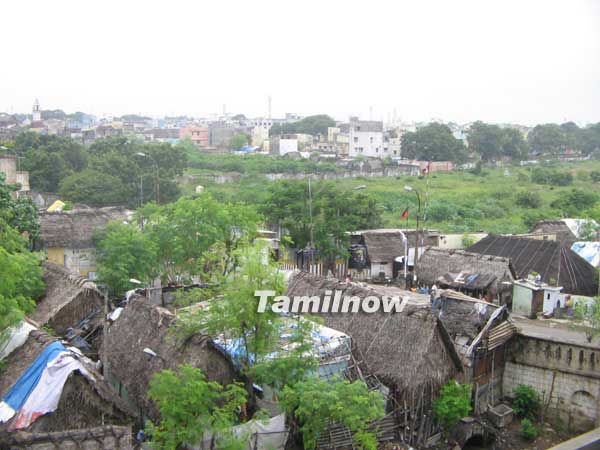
1,0,599,125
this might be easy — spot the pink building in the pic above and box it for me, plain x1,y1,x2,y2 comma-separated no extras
414,160,454,173
179,126,209,148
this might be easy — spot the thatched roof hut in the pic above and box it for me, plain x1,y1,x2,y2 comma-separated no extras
360,230,406,263
417,248,516,299
100,297,238,422
466,234,598,296
32,262,104,336
0,330,135,435
36,207,133,250
530,219,600,246
286,272,462,394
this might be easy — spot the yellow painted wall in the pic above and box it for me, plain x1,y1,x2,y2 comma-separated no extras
47,247,64,266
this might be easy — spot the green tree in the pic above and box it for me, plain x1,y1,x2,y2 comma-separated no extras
260,180,383,260
230,133,248,150
0,219,45,339
140,194,260,282
95,222,158,296
269,115,336,137
467,121,505,161
432,380,472,428
58,169,130,206
571,298,600,343
401,123,468,163
280,376,385,450
528,124,568,155
146,364,247,450
0,173,39,240
515,191,543,209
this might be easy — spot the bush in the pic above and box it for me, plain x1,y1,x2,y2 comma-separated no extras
433,381,472,427
427,201,457,222
531,168,573,186
592,171,600,182
515,191,543,209
551,189,598,215
512,385,541,419
520,419,539,441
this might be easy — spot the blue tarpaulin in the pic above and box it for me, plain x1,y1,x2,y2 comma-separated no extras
2,342,66,411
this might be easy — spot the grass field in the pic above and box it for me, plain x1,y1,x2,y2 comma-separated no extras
180,159,600,235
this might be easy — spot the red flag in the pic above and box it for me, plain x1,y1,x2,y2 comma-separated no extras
401,207,409,219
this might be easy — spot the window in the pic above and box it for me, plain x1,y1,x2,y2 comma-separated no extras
353,137,358,143
370,137,374,143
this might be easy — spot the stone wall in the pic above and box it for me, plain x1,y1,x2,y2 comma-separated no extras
504,335,600,432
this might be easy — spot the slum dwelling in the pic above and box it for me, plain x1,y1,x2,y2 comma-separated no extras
417,248,516,305
100,296,240,423
286,271,463,448
0,329,135,447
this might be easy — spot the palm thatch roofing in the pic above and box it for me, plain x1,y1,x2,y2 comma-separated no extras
417,248,516,293
0,330,135,434
31,262,104,336
360,230,406,263
0,425,132,450
285,272,462,393
37,206,133,249
529,220,578,245
466,234,598,296
100,297,238,422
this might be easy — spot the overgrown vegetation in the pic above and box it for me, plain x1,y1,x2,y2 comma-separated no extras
280,376,385,450
520,418,539,441
146,364,247,450
432,380,472,427
571,298,600,343
512,385,541,420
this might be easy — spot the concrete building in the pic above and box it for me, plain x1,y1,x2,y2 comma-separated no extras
343,118,386,158
179,126,209,148
0,155,30,194
270,134,299,156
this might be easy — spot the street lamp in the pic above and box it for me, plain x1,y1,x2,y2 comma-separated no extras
404,185,422,285
135,152,160,204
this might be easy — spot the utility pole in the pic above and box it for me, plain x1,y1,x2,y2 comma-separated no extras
404,186,421,285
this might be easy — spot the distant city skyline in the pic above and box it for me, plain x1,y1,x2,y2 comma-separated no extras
1,1,599,126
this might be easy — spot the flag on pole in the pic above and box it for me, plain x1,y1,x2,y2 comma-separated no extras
400,207,409,219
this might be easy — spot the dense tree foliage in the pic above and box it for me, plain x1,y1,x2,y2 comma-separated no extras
260,180,383,258
229,133,248,150
280,377,385,450
401,123,468,163
527,122,600,156
467,121,529,161
147,364,246,450
432,381,472,427
95,222,158,296
269,114,336,137
0,175,44,337
0,173,39,240
10,133,187,206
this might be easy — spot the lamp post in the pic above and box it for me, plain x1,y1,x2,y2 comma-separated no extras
404,185,422,285
135,152,160,204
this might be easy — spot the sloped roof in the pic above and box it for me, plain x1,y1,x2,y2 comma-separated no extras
530,219,599,245
361,230,406,263
37,207,133,249
466,235,598,296
0,330,135,433
418,248,516,292
31,262,103,335
286,272,462,393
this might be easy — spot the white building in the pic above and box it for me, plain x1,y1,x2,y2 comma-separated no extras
344,117,386,158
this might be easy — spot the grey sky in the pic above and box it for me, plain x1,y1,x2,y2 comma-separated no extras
1,0,599,125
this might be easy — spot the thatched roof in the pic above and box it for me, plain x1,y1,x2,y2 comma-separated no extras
31,262,104,335
417,248,516,293
37,206,133,249
361,230,406,263
100,297,238,421
0,425,132,450
286,272,462,392
530,219,599,245
0,330,135,434
466,234,599,296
